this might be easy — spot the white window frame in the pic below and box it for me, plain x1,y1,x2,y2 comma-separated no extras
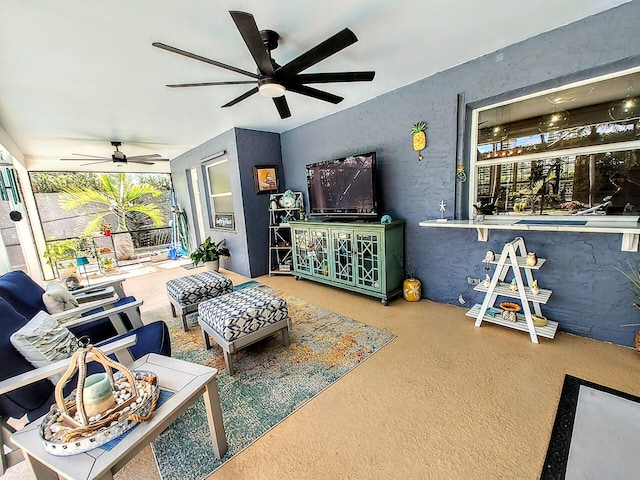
469,65,640,222
204,156,234,230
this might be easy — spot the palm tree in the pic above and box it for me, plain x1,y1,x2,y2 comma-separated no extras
59,173,165,234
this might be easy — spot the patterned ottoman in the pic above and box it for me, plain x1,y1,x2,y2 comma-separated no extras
198,288,290,375
166,271,233,331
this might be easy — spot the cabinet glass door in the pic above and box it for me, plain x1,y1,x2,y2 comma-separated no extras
309,229,330,277
292,227,311,273
331,230,354,285
355,232,381,292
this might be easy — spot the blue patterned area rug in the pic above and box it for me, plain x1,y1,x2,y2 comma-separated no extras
150,282,395,480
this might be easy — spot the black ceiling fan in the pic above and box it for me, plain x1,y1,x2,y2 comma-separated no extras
152,10,375,119
61,141,169,166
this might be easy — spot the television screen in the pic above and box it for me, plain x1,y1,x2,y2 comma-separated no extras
306,152,378,217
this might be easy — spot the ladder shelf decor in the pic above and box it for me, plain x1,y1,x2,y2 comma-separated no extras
465,236,558,343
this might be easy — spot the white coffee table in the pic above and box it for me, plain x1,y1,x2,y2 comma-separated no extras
11,354,227,480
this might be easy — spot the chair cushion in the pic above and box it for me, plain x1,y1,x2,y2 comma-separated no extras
10,311,79,384
0,298,55,422
0,270,46,319
113,232,135,260
166,271,233,307
98,320,171,359
42,283,80,314
198,288,289,342
71,296,138,344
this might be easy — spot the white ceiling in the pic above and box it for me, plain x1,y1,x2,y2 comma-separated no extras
0,0,631,173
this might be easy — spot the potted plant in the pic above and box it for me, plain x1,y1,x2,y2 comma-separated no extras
100,256,115,272
190,237,230,272
618,263,640,351
43,238,80,278
99,219,112,236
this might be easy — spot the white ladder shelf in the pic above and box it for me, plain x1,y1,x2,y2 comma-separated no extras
465,237,558,343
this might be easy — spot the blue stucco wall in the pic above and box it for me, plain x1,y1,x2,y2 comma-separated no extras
280,1,640,347
170,128,282,278
235,128,282,277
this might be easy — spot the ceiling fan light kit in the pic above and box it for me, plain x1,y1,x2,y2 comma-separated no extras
258,80,286,98
153,10,375,119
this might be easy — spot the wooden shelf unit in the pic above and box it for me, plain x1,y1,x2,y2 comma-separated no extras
464,236,558,343
268,192,303,276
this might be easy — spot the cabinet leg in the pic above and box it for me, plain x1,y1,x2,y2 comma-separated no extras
381,299,388,306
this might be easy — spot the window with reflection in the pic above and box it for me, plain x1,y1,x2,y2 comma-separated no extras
472,68,640,217
204,157,234,228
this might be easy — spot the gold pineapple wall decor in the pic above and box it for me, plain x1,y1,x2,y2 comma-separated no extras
411,121,427,160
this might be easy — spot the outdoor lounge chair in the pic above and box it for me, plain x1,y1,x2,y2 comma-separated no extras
0,270,171,473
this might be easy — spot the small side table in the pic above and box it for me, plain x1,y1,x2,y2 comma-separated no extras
12,354,227,480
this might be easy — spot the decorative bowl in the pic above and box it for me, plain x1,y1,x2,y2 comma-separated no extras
39,370,158,456
499,302,520,323
532,314,547,327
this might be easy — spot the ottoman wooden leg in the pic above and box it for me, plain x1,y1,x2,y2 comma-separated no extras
181,312,189,332
202,329,212,350
170,302,177,317
223,350,234,376
281,326,290,347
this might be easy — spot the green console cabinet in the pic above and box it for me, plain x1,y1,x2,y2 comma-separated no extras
290,220,404,305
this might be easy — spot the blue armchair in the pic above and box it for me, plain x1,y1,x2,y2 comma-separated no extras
0,270,171,473
0,270,139,343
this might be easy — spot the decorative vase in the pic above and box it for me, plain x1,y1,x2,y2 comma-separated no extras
204,260,220,272
82,373,115,418
280,190,296,208
525,252,537,267
403,278,422,302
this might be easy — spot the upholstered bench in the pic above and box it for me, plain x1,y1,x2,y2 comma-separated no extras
166,271,233,331
197,288,290,375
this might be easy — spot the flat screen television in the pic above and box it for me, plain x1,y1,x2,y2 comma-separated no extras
306,152,378,218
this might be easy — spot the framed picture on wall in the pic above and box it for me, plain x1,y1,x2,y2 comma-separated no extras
253,165,278,194
214,213,235,230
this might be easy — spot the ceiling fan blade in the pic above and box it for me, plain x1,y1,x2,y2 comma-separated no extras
276,28,358,78
294,71,375,84
152,42,259,79
273,96,291,119
229,11,275,76
127,159,157,165
63,154,110,160
221,86,259,108
126,154,161,160
66,159,115,166
166,80,257,88
286,84,343,104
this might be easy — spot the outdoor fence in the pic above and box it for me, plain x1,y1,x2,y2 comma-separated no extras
44,226,175,277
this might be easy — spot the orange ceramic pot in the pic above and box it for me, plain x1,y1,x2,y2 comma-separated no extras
403,278,422,302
